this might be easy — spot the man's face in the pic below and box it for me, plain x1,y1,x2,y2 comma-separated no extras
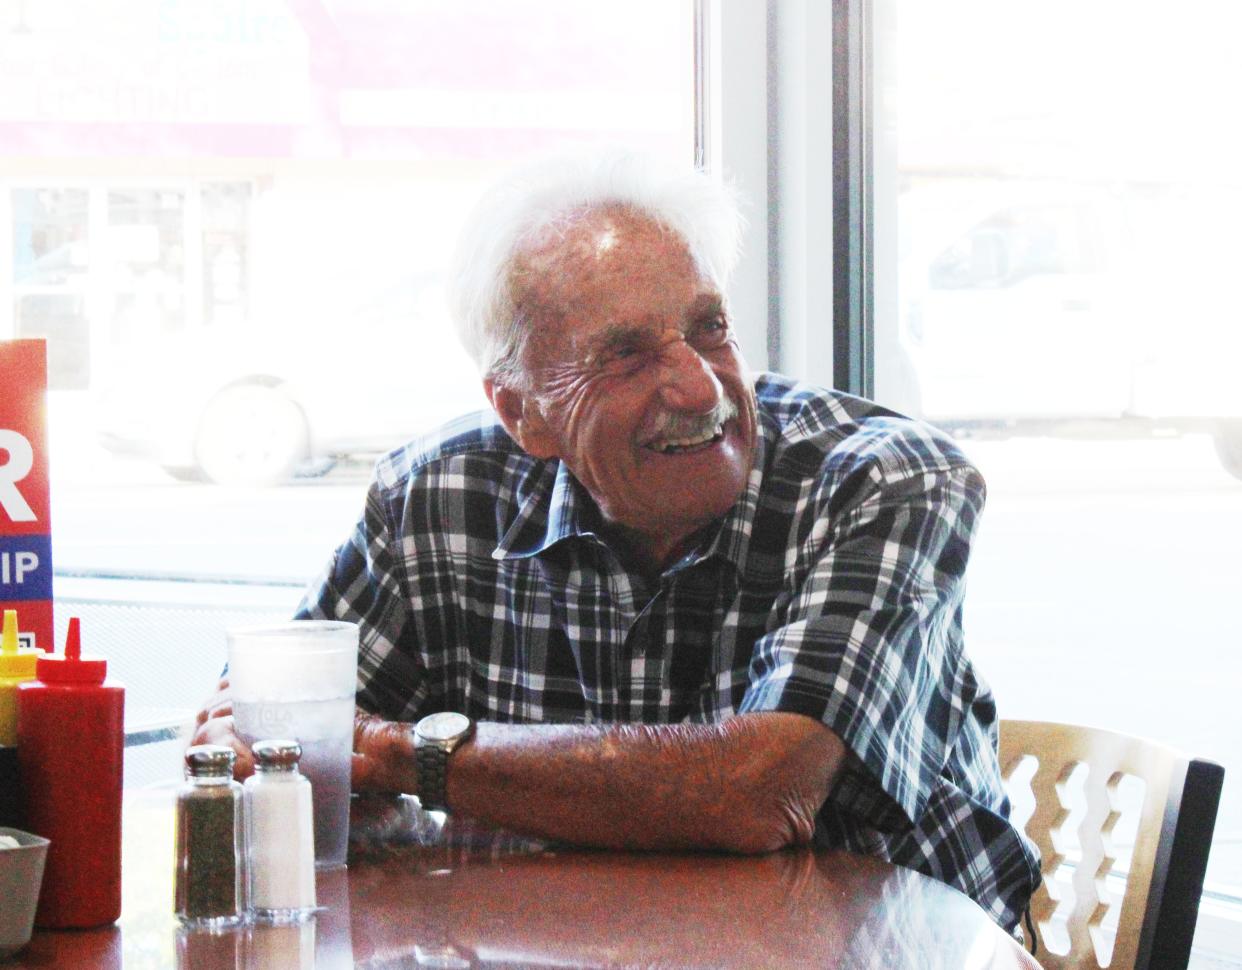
505,209,758,565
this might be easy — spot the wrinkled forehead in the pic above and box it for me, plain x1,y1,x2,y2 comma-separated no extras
512,205,709,313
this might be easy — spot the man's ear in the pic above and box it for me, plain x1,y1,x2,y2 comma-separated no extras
485,378,560,459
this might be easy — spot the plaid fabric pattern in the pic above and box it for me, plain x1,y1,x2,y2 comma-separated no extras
298,372,1040,931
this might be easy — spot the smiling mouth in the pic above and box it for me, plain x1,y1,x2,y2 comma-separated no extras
645,423,727,455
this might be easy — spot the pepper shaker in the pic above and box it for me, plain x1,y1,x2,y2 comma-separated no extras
245,739,317,922
175,744,246,927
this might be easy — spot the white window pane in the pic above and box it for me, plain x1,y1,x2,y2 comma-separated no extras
0,1,694,581
873,0,1242,898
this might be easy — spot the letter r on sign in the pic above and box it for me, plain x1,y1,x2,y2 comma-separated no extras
0,429,36,522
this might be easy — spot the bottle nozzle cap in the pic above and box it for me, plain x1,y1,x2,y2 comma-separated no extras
2,610,16,654
65,616,81,661
0,609,38,679
35,618,108,684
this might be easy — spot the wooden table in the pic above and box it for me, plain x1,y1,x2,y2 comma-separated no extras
13,788,1043,969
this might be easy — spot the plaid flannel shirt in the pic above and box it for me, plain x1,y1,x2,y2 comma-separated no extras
298,373,1041,931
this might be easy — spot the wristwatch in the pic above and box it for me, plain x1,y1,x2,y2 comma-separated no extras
413,711,475,812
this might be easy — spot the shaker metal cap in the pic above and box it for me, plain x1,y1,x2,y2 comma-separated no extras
184,744,237,776
252,739,303,771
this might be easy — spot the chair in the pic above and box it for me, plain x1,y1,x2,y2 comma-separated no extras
999,720,1224,970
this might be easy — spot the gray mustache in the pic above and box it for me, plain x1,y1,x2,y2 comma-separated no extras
649,396,739,440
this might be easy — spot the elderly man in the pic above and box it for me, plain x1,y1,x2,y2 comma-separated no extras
195,152,1039,932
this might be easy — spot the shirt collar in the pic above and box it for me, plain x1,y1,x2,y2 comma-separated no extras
491,408,774,572
492,460,601,561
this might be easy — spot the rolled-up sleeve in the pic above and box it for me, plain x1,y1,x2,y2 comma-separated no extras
738,455,986,832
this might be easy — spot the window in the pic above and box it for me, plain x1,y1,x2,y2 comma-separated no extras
12,188,91,389
0,1,695,779
868,0,1242,956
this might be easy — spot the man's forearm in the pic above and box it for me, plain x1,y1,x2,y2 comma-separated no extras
353,711,844,854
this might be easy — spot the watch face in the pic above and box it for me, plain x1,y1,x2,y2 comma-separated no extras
418,711,471,742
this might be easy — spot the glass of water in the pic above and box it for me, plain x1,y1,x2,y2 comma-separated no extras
226,621,358,870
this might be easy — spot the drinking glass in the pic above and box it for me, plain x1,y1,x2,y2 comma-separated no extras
226,621,358,869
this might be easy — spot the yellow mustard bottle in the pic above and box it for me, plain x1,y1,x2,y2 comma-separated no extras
0,608,40,826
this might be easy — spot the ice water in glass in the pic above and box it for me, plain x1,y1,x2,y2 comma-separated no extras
227,622,358,869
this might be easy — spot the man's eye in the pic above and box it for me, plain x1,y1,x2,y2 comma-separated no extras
693,315,730,347
594,343,643,372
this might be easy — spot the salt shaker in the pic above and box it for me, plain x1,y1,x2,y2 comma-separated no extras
175,744,246,927
245,739,317,922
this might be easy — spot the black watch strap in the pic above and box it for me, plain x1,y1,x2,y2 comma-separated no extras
416,740,449,812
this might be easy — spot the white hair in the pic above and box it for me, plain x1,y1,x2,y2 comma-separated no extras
446,149,745,386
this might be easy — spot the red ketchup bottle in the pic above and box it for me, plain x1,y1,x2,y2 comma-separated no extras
16,617,125,928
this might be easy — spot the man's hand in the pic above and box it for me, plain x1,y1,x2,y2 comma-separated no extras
190,677,256,778
352,712,418,794
193,680,419,790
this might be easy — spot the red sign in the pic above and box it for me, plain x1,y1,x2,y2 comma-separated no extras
0,340,53,651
